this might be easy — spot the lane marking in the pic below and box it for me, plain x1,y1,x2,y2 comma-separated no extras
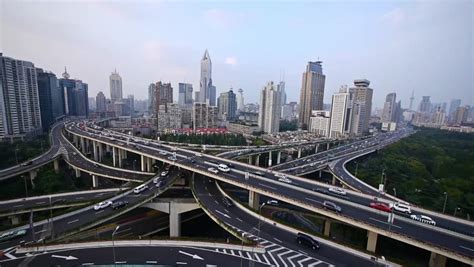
95,210,105,215
304,197,321,204
460,245,474,252
67,219,79,224
258,183,277,191
215,209,231,219
35,229,47,234
273,238,283,243
115,261,126,264
82,263,95,266
13,204,23,208
176,262,187,265
236,217,243,222
146,261,157,264
36,201,46,204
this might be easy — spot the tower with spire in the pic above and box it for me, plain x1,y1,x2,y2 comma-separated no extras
62,66,70,79
199,49,213,105
409,90,415,111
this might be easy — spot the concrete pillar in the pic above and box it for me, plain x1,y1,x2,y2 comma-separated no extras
141,155,146,172
73,135,78,147
248,191,260,210
298,148,302,158
268,151,272,167
332,175,336,185
112,147,117,167
118,148,123,167
122,149,127,160
315,144,319,153
98,143,103,162
319,170,322,178
248,156,252,165
75,168,81,178
327,143,330,150
92,175,99,188
255,155,260,166
106,144,111,153
93,141,99,161
53,159,60,174
147,157,152,172
366,231,378,253
170,207,181,237
80,137,86,154
9,216,20,225
277,152,281,165
324,220,331,237
429,252,447,267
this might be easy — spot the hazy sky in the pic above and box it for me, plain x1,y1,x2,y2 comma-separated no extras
1,0,472,109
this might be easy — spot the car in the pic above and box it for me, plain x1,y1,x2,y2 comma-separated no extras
112,200,128,210
328,187,346,196
252,171,266,177
153,177,161,183
159,151,167,155
322,201,342,213
410,214,436,226
168,156,177,161
133,184,149,194
217,164,230,173
266,200,279,206
296,232,320,250
222,197,234,207
94,163,100,168
312,187,327,194
72,152,77,156
0,229,27,242
195,152,203,157
392,202,411,214
208,167,219,174
369,202,392,212
21,161,33,166
278,176,292,184
275,173,286,179
94,201,113,210
155,180,163,187
160,171,169,177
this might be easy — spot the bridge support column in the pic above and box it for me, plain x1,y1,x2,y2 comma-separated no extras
327,143,330,150
53,159,60,174
98,143,103,162
141,155,146,172
118,149,123,167
324,220,331,237
268,151,272,167
75,168,81,178
297,148,302,158
366,231,378,253
429,252,447,267
315,144,319,153
29,170,37,188
73,135,78,147
112,147,117,167
147,157,152,172
93,141,99,161
248,191,260,210
319,170,322,178
106,144,111,153
80,137,86,154
169,207,181,237
332,175,336,185
248,156,252,165
255,155,260,166
92,175,99,188
9,215,20,225
122,149,127,160
277,152,281,165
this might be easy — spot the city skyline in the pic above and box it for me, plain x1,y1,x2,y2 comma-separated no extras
2,1,472,108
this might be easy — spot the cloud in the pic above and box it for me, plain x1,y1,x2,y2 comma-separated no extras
225,57,237,66
381,7,405,26
203,8,245,29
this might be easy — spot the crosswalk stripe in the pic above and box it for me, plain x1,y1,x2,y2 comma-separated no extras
276,250,293,267
254,253,261,262
267,251,279,266
230,250,235,256
261,253,270,265
286,253,302,267
308,260,324,266
223,249,227,254
246,252,252,259
297,257,312,266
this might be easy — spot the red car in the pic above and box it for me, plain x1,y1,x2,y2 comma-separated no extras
370,202,392,212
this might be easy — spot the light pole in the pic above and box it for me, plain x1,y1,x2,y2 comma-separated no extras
112,225,120,266
354,161,359,176
442,192,448,214
15,146,19,165
454,207,461,217
393,188,396,197
49,196,54,238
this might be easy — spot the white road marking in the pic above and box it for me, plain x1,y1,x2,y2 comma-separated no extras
115,261,126,264
75,197,84,200
82,263,95,266
460,245,474,252
304,197,321,204
308,260,324,266
273,238,283,243
254,253,261,262
13,204,23,208
246,252,252,259
297,250,308,256
277,250,293,267
297,257,312,266
236,217,243,222
116,227,132,235
35,229,47,234
261,253,270,264
287,253,301,266
146,261,157,264
95,210,105,215
258,183,277,191
215,209,231,219
176,262,187,265
230,250,235,256
369,217,402,229
4,253,16,259
67,219,79,224
36,201,46,204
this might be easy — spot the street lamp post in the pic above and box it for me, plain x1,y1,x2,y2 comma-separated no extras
393,188,396,197
112,225,120,266
442,192,448,214
15,146,19,165
354,161,359,176
49,196,54,238
454,207,461,217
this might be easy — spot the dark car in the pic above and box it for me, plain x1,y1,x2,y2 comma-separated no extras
112,200,128,210
322,201,342,213
296,233,320,250
253,171,266,177
222,196,234,208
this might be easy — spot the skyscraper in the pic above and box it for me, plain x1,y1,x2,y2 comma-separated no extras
154,81,173,115
278,81,286,105
199,50,213,105
209,85,216,106
148,83,156,113
127,94,135,114
419,96,431,113
37,69,65,130
329,86,353,138
178,83,193,107
298,61,326,129
96,91,106,112
109,69,122,103
237,88,244,111
217,89,237,121
448,99,461,121
258,81,282,134
349,79,373,135
59,68,89,117
0,54,42,139
381,93,397,123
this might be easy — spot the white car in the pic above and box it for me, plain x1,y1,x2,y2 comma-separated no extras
159,151,167,155
392,202,411,214
278,176,292,184
133,184,149,194
94,201,113,210
217,164,230,173
328,187,346,196
275,173,286,179
208,167,219,174
410,214,436,226
160,171,169,177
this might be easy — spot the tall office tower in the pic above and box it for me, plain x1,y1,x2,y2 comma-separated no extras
419,96,431,113
409,90,415,111
298,61,326,129
454,106,468,125
329,86,353,138
193,102,217,129
96,91,107,112
128,94,135,113
237,88,244,111
217,89,237,121
154,81,173,115
199,50,213,104
209,85,216,106
0,54,42,139
258,81,282,134
148,83,156,113
178,83,193,107
37,69,65,130
58,68,89,117
109,69,122,103
381,93,397,123
278,81,286,105
448,99,461,121
88,97,96,111
349,79,373,136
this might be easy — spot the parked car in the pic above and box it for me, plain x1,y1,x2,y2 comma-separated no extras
392,202,411,214
207,167,219,174
94,201,113,210
322,201,342,213
369,202,392,213
296,232,320,250
133,184,149,194
328,187,346,196
410,214,436,226
217,164,230,173
112,200,128,210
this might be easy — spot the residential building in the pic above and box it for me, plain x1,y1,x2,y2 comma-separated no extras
419,96,431,113
298,61,325,129
349,79,373,135
148,83,156,113
96,91,106,112
59,68,89,117
157,103,182,132
381,93,397,123
258,81,282,134
329,86,353,138
278,81,286,105
178,83,193,107
309,110,330,137
110,69,122,103
0,54,42,139
127,94,135,114
153,81,173,116
37,69,65,130
454,106,469,125
228,122,260,135
209,85,216,106
448,99,461,121
199,50,213,105
217,89,237,121
193,102,218,129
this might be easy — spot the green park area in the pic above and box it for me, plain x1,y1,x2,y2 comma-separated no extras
347,127,474,219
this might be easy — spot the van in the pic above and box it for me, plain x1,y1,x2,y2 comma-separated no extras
217,164,230,173
133,184,149,194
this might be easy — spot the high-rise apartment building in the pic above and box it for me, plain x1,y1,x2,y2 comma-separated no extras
309,110,330,136
178,83,193,107
127,94,134,114
329,86,353,138
148,83,156,113
448,99,461,122
419,96,431,113
0,54,42,139
349,79,373,135
193,102,218,129
298,61,325,129
109,69,122,103
37,69,65,130
278,81,286,105
381,93,397,123
199,50,213,105
153,81,173,115
217,89,237,121
258,81,282,134
157,103,182,132
59,69,89,117
96,91,106,112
